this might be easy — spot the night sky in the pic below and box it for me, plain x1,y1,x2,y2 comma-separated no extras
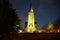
10,0,60,28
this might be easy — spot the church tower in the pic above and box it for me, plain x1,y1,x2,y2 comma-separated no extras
24,4,38,33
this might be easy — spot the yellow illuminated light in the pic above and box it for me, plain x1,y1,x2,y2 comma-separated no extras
18,30,22,33
58,28,60,32
39,30,42,33
31,8,33,12
19,30,22,32
38,30,42,33
24,5,37,33
27,10,35,32
47,23,53,30
16,25,19,27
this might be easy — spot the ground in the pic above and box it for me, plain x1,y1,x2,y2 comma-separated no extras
0,33,60,40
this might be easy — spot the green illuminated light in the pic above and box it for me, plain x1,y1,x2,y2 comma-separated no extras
16,25,19,27
18,30,22,33
24,6,37,33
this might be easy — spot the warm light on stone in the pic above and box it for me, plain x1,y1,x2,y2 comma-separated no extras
38,30,43,33
24,4,38,33
58,28,60,32
39,30,42,33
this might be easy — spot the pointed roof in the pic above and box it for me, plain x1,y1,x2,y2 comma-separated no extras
29,3,33,12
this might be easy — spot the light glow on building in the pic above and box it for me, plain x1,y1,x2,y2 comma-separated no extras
24,4,38,33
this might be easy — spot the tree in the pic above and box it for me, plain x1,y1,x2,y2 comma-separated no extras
53,18,60,28
42,17,60,32
42,24,48,32
0,0,20,34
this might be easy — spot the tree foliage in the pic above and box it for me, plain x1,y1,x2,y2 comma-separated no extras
53,18,60,28
0,0,20,34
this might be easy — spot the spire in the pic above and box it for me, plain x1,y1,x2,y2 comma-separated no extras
29,3,33,12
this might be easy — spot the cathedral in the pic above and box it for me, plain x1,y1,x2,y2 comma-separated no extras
24,4,38,33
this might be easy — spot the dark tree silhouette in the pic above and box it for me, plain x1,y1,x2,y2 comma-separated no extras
53,18,60,28
0,0,20,34
42,17,60,31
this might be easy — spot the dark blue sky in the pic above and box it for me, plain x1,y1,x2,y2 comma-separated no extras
10,0,60,28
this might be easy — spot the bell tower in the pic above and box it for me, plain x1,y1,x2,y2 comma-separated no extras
24,4,38,33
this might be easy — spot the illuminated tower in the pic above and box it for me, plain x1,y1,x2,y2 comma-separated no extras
24,4,38,33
